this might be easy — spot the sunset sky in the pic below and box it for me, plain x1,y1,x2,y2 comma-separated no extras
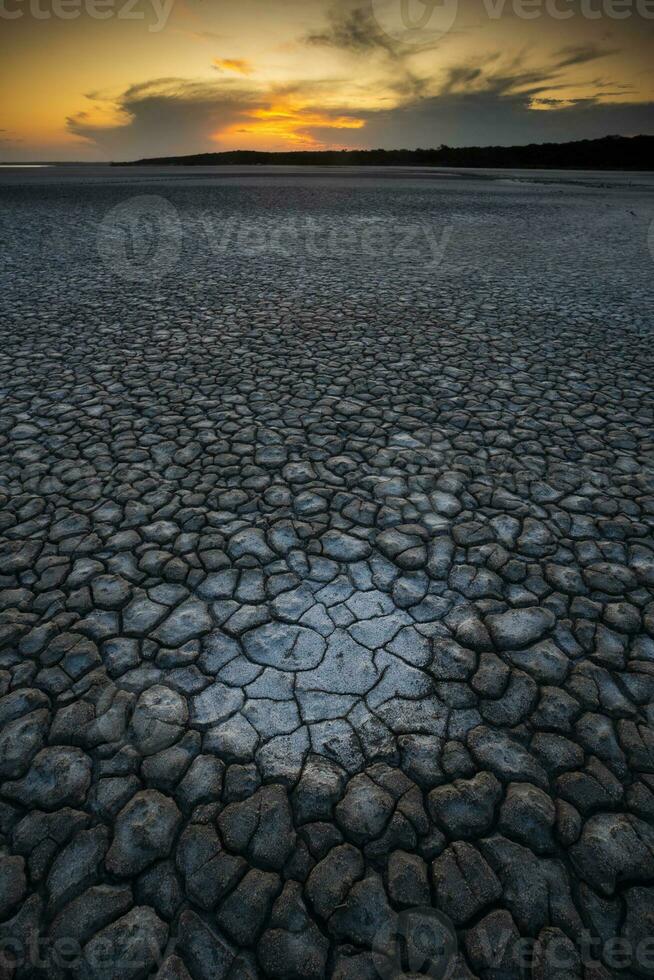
1,0,653,160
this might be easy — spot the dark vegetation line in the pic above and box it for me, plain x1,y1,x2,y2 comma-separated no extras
114,134,654,170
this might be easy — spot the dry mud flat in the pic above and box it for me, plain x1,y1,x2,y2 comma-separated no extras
1,167,654,978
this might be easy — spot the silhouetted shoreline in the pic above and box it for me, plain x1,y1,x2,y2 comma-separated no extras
113,134,654,170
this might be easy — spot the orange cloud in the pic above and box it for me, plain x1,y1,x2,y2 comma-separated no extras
213,58,254,76
216,96,365,148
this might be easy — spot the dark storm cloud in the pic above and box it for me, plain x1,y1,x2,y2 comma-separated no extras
439,66,485,92
304,0,457,59
554,43,620,67
66,80,257,158
434,45,630,105
438,58,550,99
68,69,654,159
65,77,369,158
357,91,654,147
305,2,394,52
304,2,432,99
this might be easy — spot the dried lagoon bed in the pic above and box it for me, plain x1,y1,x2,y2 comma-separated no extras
1,166,654,978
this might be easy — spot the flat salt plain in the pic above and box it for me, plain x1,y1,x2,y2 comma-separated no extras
1,164,654,978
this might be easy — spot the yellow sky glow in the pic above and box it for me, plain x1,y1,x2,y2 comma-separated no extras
1,0,652,159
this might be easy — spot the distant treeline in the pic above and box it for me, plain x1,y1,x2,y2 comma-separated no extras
115,135,654,170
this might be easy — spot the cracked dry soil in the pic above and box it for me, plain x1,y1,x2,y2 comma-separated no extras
1,169,654,979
